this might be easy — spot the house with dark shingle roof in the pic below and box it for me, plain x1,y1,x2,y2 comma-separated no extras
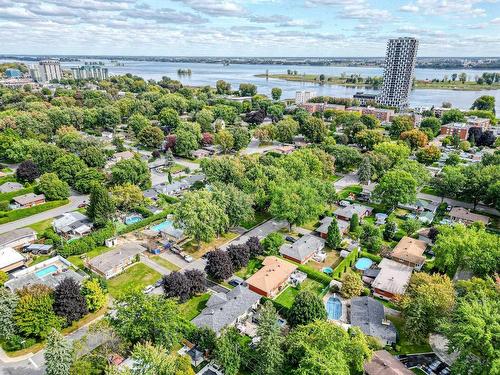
350,296,397,345
191,285,260,335
279,234,325,264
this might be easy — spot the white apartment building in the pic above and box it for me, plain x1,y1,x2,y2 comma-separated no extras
36,60,63,82
71,65,109,80
377,37,418,109
295,90,316,105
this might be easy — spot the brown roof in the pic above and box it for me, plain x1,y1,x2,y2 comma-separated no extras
246,256,297,295
364,350,413,375
13,193,45,205
390,236,427,266
449,207,490,225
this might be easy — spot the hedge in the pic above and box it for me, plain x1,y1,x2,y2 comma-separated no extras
332,247,359,280
0,175,16,185
0,186,34,202
359,251,382,263
297,264,333,286
0,199,68,225
117,210,171,235
58,224,115,257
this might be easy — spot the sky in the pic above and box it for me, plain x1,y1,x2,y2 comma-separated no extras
0,0,499,57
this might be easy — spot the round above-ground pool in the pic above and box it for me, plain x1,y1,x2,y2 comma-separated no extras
355,257,373,271
322,267,333,275
326,295,342,320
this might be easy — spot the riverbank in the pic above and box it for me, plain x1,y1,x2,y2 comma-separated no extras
255,73,500,91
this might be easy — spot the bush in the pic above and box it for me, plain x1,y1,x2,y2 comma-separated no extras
359,251,382,263
332,247,359,280
0,200,68,225
134,206,153,218
58,224,115,257
297,264,332,286
262,232,284,255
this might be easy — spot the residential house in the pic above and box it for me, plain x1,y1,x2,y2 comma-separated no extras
399,199,438,214
0,182,24,193
11,193,45,208
0,247,26,272
389,237,427,270
440,122,470,140
466,116,490,129
0,227,37,249
371,259,413,301
87,242,146,279
364,350,413,375
246,256,297,297
192,149,211,159
316,216,349,238
334,203,373,222
279,234,325,264
159,224,185,243
274,145,295,155
448,207,490,226
191,285,261,335
53,212,93,237
113,150,135,162
350,296,397,346
417,227,434,245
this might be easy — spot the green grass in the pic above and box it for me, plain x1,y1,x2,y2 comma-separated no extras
178,293,210,320
240,211,271,230
274,279,325,309
68,246,111,269
27,218,54,233
30,255,52,266
108,262,162,299
235,258,262,279
420,186,439,196
0,175,16,185
0,199,68,225
0,186,34,202
168,163,187,174
338,185,362,200
388,316,432,355
151,255,181,271
301,218,319,231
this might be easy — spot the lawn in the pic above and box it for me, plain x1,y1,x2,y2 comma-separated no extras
240,211,271,230
183,232,239,259
178,293,210,320
151,255,181,271
300,217,319,231
234,258,262,279
68,246,111,269
0,186,34,202
108,262,162,299
30,255,52,266
274,279,325,309
306,250,340,271
338,185,362,200
420,186,439,196
27,217,54,233
388,316,432,355
0,199,68,225
168,163,187,174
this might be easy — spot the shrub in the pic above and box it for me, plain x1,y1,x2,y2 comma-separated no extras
58,224,115,257
297,264,332,286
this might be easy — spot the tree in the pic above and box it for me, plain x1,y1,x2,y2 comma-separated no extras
431,166,466,201
355,129,386,150
301,116,327,143
262,232,284,256
110,183,144,211
111,157,151,189
87,184,115,227
74,167,106,194
80,146,107,169
81,278,106,312
400,129,428,149
340,271,363,299
53,154,87,184
14,285,63,339
254,301,284,375
37,172,70,200
373,142,411,167
461,164,499,209
53,277,88,326
0,288,18,340
45,329,74,375
216,80,231,95
16,160,40,182
326,217,341,249
128,113,150,135
416,145,441,165
158,108,180,129
271,87,282,101
214,129,234,154
288,290,327,327
205,249,234,281
211,182,253,227
383,220,397,240
227,244,250,270
389,115,413,138
175,127,199,157
130,341,195,375
110,292,186,349
373,170,416,209
360,114,380,129
214,327,243,375
246,236,263,257
350,213,359,233
189,327,217,353
322,144,362,172
229,127,251,151
393,160,430,187
357,157,372,184
360,223,382,252
274,117,299,143
445,152,461,166
195,108,214,132
400,273,455,343
245,109,266,125
184,269,206,296
138,126,164,149
471,95,495,113
267,104,284,122
441,109,465,124
420,117,441,135
163,272,191,302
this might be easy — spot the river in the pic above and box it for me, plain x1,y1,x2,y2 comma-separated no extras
4,58,500,112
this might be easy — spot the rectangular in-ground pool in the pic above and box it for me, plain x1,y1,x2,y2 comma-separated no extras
151,220,174,232
35,265,58,278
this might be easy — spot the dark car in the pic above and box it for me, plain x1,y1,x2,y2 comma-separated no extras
228,279,242,287
285,236,296,243
154,279,164,288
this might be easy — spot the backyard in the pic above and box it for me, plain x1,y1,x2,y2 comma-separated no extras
234,258,262,279
274,278,326,309
68,246,112,269
178,292,210,320
108,262,162,298
388,315,432,355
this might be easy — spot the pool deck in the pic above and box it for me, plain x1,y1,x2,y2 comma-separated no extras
323,292,349,324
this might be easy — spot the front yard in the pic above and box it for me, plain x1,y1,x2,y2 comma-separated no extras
234,258,262,279
388,315,432,355
274,278,326,309
178,293,210,320
182,232,239,259
108,262,162,299
151,255,181,271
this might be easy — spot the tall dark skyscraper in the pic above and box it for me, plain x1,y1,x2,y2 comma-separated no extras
378,37,419,109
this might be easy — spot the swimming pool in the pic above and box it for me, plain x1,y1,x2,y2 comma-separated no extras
355,257,374,271
125,215,142,225
326,295,342,320
151,220,175,232
322,267,333,275
36,265,58,278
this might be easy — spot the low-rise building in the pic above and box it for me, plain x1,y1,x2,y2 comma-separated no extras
389,236,427,270
440,122,470,140
364,350,413,375
87,242,146,279
11,193,45,209
279,234,325,264
0,247,26,272
191,285,260,335
0,227,37,249
467,116,490,129
334,203,373,222
353,92,377,106
350,296,397,345
448,207,490,226
192,149,211,159
371,259,413,301
246,256,297,297
274,145,295,155
316,217,349,238
0,182,24,193
53,212,93,237
362,107,395,122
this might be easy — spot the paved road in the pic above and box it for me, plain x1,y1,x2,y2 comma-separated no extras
241,139,282,155
0,194,88,235
417,192,500,216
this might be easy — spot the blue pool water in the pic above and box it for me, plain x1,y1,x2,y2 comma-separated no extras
326,295,342,320
151,220,174,232
355,257,374,271
322,267,333,275
125,215,142,225
36,265,58,278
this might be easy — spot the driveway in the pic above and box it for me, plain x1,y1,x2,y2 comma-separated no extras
417,192,500,216
220,219,288,250
334,173,359,189
241,139,282,155
0,194,88,235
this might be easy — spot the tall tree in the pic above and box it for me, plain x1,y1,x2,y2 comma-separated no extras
471,95,495,113
214,327,243,375
53,277,88,326
45,329,74,375
373,170,416,209
0,288,18,340
37,173,70,200
16,160,40,182
271,87,282,101
431,166,466,201
357,157,372,184
254,301,284,375
300,117,327,143
130,342,195,375
340,271,363,299
87,184,115,227
326,217,341,249
288,290,327,327
205,249,234,281
111,157,151,189
389,115,413,138
81,278,106,312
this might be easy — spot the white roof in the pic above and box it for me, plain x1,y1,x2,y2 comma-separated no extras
372,258,412,296
0,247,25,269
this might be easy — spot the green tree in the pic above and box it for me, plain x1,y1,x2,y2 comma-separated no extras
229,127,251,151
326,217,341,249
138,126,164,149
288,290,327,327
350,213,359,233
53,154,87,184
321,144,362,172
37,173,70,200
383,220,397,240
216,80,231,94
400,129,428,149
393,160,430,187
357,157,373,184
401,218,421,236
360,114,380,129
400,273,455,343
110,183,144,211
158,108,180,129
87,184,115,227
212,183,254,227
128,113,150,135
80,146,107,168
74,168,106,194
45,329,74,375
255,301,284,375
355,129,386,150
130,342,195,375
301,116,327,143
274,117,299,143
416,145,441,165
461,164,500,209
239,83,257,96
0,288,18,340
373,170,416,209
262,232,285,256
431,166,466,201
360,223,382,252
340,271,363,299
441,109,465,124
389,115,413,138
195,108,214,132
373,142,411,167
471,95,495,113
111,157,151,189
271,87,282,101
214,327,243,375
215,129,235,154
420,117,441,135
81,278,106,312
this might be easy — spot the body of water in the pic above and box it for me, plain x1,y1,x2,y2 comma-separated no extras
3,58,500,112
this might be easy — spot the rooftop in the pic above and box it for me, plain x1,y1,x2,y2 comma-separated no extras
350,296,397,345
448,207,490,225
372,258,412,296
334,203,373,220
0,247,25,270
364,350,413,375
12,193,45,205
87,242,146,274
390,236,427,266
279,234,325,262
0,227,36,247
316,217,349,235
0,182,24,193
246,256,297,295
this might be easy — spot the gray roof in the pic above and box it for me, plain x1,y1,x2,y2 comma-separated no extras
316,217,349,234
0,182,24,193
0,227,36,247
160,225,184,240
279,234,325,262
350,297,397,345
191,285,260,334
372,259,412,296
334,204,373,220
13,193,45,205
53,212,92,234
87,243,146,274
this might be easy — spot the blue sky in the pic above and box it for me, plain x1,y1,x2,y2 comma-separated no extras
0,0,499,56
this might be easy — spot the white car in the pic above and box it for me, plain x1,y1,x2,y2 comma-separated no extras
143,285,154,294
184,255,194,263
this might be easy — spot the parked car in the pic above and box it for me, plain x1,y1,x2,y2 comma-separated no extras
184,255,194,263
143,285,154,294
285,236,297,243
78,202,87,208
154,279,164,288
228,279,242,287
